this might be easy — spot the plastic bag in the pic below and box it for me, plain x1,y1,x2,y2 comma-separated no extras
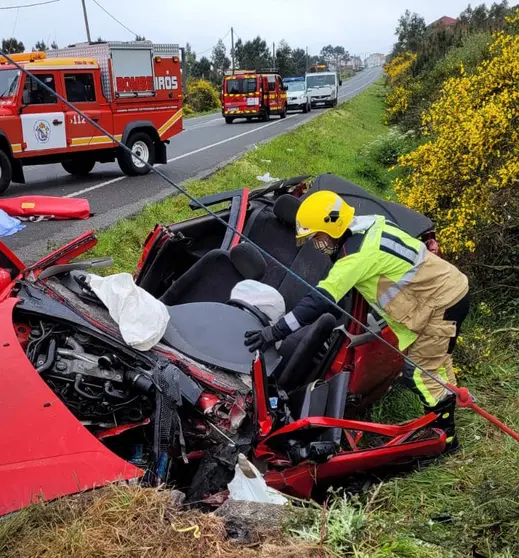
228,454,287,505
0,209,24,237
88,273,170,351
231,280,286,323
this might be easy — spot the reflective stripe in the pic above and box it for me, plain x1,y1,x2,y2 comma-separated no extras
284,311,301,332
378,245,427,308
413,367,437,406
380,239,417,266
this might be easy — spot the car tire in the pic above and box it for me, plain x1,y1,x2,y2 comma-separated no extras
0,150,12,195
280,105,287,119
302,103,309,114
117,132,155,177
225,116,234,124
61,158,96,177
261,111,270,122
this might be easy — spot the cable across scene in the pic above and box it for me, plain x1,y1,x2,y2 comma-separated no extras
90,0,139,37
0,50,461,400
0,0,59,8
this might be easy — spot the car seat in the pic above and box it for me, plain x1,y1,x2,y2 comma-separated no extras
160,243,267,306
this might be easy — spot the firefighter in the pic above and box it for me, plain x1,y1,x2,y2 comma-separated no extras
244,190,470,451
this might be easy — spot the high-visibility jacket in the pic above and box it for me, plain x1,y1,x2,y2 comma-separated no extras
277,215,469,349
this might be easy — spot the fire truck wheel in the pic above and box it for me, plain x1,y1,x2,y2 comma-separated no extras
61,158,96,177
0,150,12,195
225,117,234,124
280,105,287,119
118,132,155,176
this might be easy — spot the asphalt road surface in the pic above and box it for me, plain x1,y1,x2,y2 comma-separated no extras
3,67,382,262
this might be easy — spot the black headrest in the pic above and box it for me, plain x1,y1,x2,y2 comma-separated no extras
230,243,267,280
273,195,301,227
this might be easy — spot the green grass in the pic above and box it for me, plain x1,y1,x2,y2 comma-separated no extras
90,82,389,272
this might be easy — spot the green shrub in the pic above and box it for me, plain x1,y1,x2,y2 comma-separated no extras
184,78,220,113
356,128,417,190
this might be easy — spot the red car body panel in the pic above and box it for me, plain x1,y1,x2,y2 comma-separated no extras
0,298,143,516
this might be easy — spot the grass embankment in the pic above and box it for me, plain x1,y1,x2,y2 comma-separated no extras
2,83,518,557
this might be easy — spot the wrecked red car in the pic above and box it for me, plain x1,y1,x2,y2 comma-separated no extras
0,174,448,516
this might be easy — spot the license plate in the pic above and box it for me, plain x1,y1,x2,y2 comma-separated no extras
227,107,238,111
316,102,326,106
246,98,257,106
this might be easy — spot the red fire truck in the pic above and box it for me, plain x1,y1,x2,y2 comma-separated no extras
221,71,288,124
0,41,183,194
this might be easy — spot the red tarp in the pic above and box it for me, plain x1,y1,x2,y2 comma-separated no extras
0,196,91,220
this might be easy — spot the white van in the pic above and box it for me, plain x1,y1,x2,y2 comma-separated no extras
305,71,341,108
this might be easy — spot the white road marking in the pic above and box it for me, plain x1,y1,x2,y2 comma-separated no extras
184,117,222,131
166,114,296,163
65,176,126,198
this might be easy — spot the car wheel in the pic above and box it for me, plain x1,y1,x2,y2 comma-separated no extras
261,111,270,122
0,150,12,195
302,103,309,114
117,132,155,176
280,105,287,119
225,116,234,124
61,158,96,177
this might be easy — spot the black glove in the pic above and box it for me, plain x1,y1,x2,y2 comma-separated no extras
244,324,285,353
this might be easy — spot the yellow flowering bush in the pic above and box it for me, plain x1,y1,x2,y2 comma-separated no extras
394,16,519,256
384,53,417,123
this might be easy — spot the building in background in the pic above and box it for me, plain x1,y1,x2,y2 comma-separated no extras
364,53,386,68
427,16,457,30
346,56,363,71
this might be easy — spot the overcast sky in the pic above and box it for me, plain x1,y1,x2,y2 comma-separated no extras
1,0,474,57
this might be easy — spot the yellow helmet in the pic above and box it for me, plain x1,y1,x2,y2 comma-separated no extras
295,191,355,242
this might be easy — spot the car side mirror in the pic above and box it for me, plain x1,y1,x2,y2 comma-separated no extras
283,85,289,91
339,80,343,86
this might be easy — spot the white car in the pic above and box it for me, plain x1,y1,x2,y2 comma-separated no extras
285,79,311,113
305,71,341,108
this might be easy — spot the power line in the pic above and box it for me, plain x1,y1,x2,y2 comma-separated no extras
90,0,138,37
196,28,232,56
0,0,59,9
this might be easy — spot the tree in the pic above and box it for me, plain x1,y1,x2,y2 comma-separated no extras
275,40,296,77
211,39,230,83
50,41,59,50
291,47,307,75
33,40,47,52
135,35,146,42
183,42,198,79
1,38,25,54
191,56,212,80
320,45,335,66
234,36,272,71
392,10,427,55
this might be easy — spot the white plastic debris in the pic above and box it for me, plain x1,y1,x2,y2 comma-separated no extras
256,173,280,183
260,159,272,164
286,148,295,152
88,273,170,351
231,280,286,323
228,454,288,505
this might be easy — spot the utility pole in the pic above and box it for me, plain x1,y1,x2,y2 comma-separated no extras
272,42,276,71
81,0,92,43
305,46,309,72
231,27,235,74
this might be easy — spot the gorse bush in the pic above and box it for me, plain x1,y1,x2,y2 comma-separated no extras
394,12,519,263
184,78,220,113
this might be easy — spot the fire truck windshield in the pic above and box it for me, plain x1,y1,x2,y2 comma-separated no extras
226,78,257,95
306,74,336,89
0,69,20,99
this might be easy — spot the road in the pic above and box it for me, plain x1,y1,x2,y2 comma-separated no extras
2,67,382,262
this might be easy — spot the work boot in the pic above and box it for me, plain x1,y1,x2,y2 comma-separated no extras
425,394,460,455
